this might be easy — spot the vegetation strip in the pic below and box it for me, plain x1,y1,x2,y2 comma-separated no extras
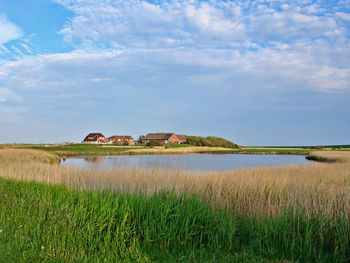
1,149,350,262
0,143,325,158
1,178,349,262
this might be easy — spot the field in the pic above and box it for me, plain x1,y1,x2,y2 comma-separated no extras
0,143,335,157
1,149,350,262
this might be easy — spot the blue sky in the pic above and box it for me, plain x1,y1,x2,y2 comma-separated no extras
0,0,350,145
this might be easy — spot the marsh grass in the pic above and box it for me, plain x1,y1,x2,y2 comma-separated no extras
1,149,350,262
0,179,238,262
2,149,350,219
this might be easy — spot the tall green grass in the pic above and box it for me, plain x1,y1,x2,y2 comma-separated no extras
1,178,349,262
0,178,237,262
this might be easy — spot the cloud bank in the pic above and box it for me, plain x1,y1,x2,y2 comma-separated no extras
0,0,350,144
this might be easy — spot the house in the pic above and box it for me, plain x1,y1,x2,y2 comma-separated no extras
141,133,184,144
176,135,187,144
83,133,106,144
107,135,136,145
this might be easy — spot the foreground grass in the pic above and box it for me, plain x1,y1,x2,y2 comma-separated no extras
0,179,239,262
1,149,350,262
1,178,349,262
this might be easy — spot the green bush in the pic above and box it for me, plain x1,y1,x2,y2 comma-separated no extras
185,135,238,148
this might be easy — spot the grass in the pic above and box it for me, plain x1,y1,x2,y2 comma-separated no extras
1,149,350,262
1,178,350,262
234,147,312,155
0,179,240,262
1,149,350,219
0,144,239,157
1,144,133,157
0,143,322,158
306,151,350,162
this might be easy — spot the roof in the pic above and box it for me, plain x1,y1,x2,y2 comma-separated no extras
107,135,134,140
83,133,105,141
143,133,176,140
177,135,187,141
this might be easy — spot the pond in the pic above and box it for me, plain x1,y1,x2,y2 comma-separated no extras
61,154,310,171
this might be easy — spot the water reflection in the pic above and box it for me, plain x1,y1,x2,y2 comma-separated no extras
61,154,310,172
83,157,105,163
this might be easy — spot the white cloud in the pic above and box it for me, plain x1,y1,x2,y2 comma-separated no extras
248,10,340,41
0,14,22,45
1,0,349,95
1,42,350,95
185,3,244,38
0,16,35,60
56,0,249,49
0,88,11,102
0,88,20,102
336,12,350,21
53,0,350,53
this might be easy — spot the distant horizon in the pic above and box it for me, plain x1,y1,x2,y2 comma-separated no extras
1,132,349,148
1,1,349,145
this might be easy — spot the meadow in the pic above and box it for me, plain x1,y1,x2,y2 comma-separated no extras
0,143,326,158
1,149,350,262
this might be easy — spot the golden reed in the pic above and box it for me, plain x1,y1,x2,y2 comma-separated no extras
1,148,349,220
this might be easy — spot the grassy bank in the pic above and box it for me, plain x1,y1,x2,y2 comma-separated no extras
1,149,350,218
1,149,350,262
0,143,317,157
0,144,237,157
0,144,134,157
1,178,349,262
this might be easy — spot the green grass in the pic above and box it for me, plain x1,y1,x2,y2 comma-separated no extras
1,178,349,262
235,148,312,155
166,143,193,148
0,144,313,158
0,178,238,262
0,144,133,158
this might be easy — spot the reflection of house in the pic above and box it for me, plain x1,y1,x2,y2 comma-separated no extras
83,133,106,144
84,157,104,163
107,135,136,145
141,133,186,144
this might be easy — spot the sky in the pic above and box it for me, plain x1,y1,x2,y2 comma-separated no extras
0,0,349,146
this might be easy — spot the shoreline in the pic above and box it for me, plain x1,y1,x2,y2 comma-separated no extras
56,148,314,159
2,144,349,162
305,151,350,163
57,150,311,161
1,149,349,262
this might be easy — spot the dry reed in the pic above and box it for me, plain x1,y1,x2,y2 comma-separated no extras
1,149,350,220
126,146,236,155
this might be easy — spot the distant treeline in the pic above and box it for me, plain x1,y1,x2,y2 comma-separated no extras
184,136,239,149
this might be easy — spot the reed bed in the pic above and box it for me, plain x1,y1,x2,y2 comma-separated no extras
126,146,236,155
307,150,350,163
1,149,350,262
1,149,350,219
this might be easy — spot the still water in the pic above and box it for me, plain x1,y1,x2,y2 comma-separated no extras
61,154,310,171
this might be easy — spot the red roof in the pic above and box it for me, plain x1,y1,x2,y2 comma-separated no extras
107,135,134,140
83,133,105,141
142,133,176,140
